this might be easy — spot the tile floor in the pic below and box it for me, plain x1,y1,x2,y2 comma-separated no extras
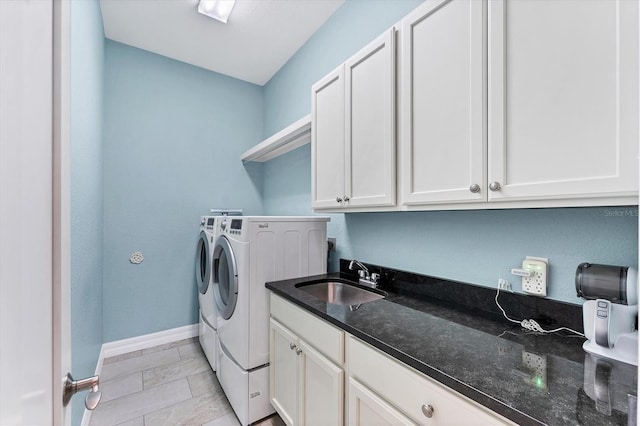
89,337,284,426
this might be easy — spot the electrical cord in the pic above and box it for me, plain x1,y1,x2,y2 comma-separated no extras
495,287,585,336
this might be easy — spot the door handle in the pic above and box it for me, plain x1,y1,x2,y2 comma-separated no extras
63,372,102,410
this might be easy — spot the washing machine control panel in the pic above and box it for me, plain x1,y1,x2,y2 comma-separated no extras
219,218,243,235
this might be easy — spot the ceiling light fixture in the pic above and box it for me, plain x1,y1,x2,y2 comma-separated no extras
198,0,237,24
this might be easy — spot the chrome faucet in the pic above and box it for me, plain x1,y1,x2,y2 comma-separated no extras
349,259,380,289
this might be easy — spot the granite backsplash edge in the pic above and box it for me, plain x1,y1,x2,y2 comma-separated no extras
338,258,584,333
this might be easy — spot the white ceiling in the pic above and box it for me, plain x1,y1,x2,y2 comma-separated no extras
100,0,345,86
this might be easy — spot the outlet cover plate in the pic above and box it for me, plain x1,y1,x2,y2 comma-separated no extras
522,259,547,296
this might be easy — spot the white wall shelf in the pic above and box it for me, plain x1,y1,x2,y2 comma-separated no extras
241,114,311,163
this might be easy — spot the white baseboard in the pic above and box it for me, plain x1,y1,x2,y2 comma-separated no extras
81,323,198,426
102,323,199,359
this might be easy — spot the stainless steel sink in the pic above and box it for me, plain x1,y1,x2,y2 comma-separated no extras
296,281,386,306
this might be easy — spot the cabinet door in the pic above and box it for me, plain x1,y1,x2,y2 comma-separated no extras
488,0,639,202
298,339,344,426
269,319,299,426
348,378,416,426
400,0,485,205
312,66,346,209
348,337,512,425
345,29,396,208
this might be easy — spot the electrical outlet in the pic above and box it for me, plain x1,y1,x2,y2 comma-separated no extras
327,237,336,251
521,258,547,296
498,278,512,292
522,351,547,389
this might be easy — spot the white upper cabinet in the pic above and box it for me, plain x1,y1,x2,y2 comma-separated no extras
400,0,486,205
312,0,638,212
312,29,396,210
312,67,346,209
487,0,639,202
345,29,396,208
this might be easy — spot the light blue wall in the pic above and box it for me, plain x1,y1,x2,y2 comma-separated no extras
263,0,423,135
262,0,639,304
70,0,104,423
102,41,264,342
342,208,638,303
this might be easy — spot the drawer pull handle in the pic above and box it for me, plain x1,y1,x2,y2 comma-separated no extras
289,343,297,350
421,404,434,418
295,348,302,355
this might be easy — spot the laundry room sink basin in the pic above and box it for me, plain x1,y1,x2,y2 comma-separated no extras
296,280,386,306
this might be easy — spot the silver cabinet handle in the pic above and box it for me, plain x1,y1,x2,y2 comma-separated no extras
289,343,297,350
343,195,350,202
469,184,480,193
295,348,302,355
489,182,501,191
336,197,342,203
63,372,102,410
421,404,434,418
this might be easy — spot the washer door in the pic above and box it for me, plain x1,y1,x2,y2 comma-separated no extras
212,236,238,320
195,231,211,295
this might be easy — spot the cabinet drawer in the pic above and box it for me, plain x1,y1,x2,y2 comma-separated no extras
347,337,512,425
270,294,344,364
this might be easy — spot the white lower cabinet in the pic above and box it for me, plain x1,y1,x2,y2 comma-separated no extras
348,378,417,426
298,339,344,426
270,319,300,425
347,337,513,425
269,295,345,426
269,294,512,425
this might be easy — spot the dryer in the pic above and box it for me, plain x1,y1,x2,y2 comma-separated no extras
195,216,220,370
212,216,329,425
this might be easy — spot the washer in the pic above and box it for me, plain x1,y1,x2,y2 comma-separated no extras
212,216,329,426
195,216,220,371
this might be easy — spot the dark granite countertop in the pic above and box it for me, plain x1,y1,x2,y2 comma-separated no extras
266,271,637,426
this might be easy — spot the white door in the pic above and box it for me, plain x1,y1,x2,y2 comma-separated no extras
345,29,396,208
347,378,416,426
488,0,639,202
400,0,485,205
312,66,346,209
298,339,344,426
269,319,299,426
0,0,71,424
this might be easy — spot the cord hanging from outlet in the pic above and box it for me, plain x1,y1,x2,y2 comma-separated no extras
494,287,584,336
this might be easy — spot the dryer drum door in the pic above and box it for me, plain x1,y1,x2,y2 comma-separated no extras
195,231,211,295
212,236,238,320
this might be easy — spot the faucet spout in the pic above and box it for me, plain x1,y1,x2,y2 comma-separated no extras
349,259,369,274
349,259,379,289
